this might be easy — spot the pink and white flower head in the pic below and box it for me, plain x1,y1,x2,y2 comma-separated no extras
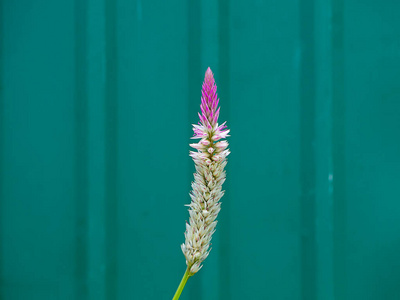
181,67,230,275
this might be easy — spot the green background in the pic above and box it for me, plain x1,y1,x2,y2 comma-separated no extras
1,0,400,299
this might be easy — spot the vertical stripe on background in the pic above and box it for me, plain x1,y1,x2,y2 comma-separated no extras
87,0,107,298
299,0,317,299
218,0,231,299
0,1,3,297
314,0,334,298
75,0,89,298
332,0,346,298
105,0,118,298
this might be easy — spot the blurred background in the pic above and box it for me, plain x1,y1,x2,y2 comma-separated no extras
1,0,400,299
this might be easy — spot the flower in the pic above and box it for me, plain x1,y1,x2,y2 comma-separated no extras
181,67,230,275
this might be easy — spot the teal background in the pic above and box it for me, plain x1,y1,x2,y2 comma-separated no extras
1,0,400,299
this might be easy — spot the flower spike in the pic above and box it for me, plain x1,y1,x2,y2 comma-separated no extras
173,67,230,300
182,67,230,275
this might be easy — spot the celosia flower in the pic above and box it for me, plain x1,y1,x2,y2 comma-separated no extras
181,67,230,275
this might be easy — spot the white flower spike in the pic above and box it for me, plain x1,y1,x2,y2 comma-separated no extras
173,67,230,300
182,67,230,275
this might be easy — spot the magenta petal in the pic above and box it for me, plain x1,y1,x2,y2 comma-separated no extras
213,107,220,123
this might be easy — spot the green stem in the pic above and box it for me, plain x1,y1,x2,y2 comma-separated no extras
172,267,191,300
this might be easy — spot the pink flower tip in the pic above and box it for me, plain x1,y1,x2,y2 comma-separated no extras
205,67,213,78
199,67,220,129
204,67,215,88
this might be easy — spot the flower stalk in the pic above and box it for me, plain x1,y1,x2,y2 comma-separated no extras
172,267,191,300
173,67,230,299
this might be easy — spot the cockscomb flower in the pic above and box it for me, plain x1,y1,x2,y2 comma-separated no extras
182,67,230,275
173,67,230,299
